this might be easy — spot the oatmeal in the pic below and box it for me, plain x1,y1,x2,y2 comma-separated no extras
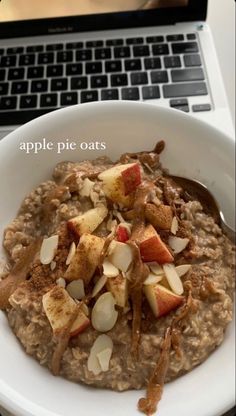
0,141,235,415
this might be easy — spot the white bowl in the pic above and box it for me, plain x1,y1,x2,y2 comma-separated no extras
0,102,235,416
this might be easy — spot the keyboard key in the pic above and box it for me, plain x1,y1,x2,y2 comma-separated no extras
164,56,181,68
40,93,58,107
61,92,78,106
133,45,150,57
171,68,204,82
192,104,211,112
8,68,25,80
66,63,83,76
106,39,123,46
46,43,63,51
173,105,189,113
0,69,5,81
71,77,88,90
147,36,164,43
153,44,169,55
125,59,142,71
38,52,54,64
51,78,68,91
19,54,35,66
163,82,208,98
142,86,160,100
0,55,17,67
26,45,44,52
95,48,111,60
76,49,92,61
86,40,103,48
81,90,98,103
166,34,184,42
0,96,17,110
170,98,188,107
131,72,148,85
144,57,161,70
151,70,168,84
187,33,196,40
7,47,24,54
101,89,119,100
114,47,130,59
184,54,202,67
86,62,102,74
57,51,73,63
11,81,28,94
122,87,139,100
47,65,63,77
27,66,44,78
126,37,144,45
105,60,122,73
31,79,48,93
66,42,83,49
0,82,9,95
172,42,198,54
91,75,108,88
20,95,37,108
111,73,128,87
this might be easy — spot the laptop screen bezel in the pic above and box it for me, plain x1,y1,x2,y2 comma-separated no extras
0,0,207,39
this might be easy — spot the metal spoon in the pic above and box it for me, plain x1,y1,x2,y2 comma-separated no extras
170,175,235,243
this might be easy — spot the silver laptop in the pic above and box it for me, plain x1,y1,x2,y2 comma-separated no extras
0,0,233,140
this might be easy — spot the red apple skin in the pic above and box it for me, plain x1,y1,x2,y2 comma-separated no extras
70,316,90,337
116,225,129,243
139,224,174,264
121,163,141,195
155,286,184,317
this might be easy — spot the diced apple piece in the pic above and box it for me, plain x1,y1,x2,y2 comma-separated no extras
144,283,184,318
145,203,173,230
139,224,174,264
80,178,94,198
42,286,89,336
64,234,105,284
108,241,133,272
116,224,130,242
98,163,141,208
67,205,108,236
106,274,128,308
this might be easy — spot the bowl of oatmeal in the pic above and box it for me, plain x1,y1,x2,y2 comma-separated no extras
0,101,235,416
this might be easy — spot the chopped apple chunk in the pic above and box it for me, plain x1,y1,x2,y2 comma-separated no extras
64,234,105,284
42,286,90,336
106,274,128,308
139,224,174,264
98,163,141,208
67,205,108,236
144,283,184,318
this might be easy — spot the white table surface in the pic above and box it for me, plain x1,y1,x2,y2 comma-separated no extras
207,0,235,126
0,2,235,416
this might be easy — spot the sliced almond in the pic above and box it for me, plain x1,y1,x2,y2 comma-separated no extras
103,258,119,278
87,334,113,376
163,263,184,295
81,303,90,316
106,218,118,232
144,273,163,286
108,242,133,273
92,275,108,298
113,210,126,224
91,292,118,332
171,217,179,235
56,277,66,288
66,242,76,266
148,262,163,276
168,236,190,254
50,260,56,271
66,279,85,300
97,348,112,372
40,235,59,265
175,264,191,278
80,178,94,197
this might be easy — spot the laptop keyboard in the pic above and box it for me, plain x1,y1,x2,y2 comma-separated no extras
0,32,212,126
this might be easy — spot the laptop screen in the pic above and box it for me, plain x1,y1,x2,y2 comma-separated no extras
0,0,207,38
1,1,189,22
